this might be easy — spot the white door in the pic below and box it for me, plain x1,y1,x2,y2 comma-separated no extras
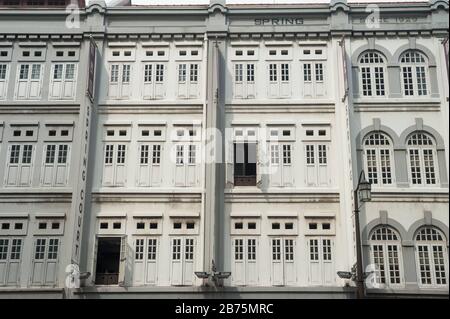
170,237,195,286
308,237,334,286
232,237,258,286
133,237,158,286
0,238,23,286
174,144,198,187
271,238,296,286
31,237,60,286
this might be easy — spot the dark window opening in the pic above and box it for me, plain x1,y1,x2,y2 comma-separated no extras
100,222,108,229
95,237,121,285
38,222,47,229
272,223,280,230
25,130,33,136
13,130,21,137
1,223,10,230
234,143,257,186
14,223,23,230
56,51,64,57
322,223,331,230
248,222,256,230
309,223,318,230
136,222,145,229
234,222,243,229
173,222,182,229
142,130,150,136
51,222,60,230
186,222,195,229
61,130,69,136
285,223,293,230
149,223,158,229
112,222,121,229
154,130,162,136
49,130,57,137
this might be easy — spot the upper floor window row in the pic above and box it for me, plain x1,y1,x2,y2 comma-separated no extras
362,131,441,187
358,49,430,98
0,62,78,100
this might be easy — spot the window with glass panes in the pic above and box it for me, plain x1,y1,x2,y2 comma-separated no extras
400,50,428,97
359,51,386,97
363,132,394,186
406,132,438,186
370,226,403,286
415,227,448,287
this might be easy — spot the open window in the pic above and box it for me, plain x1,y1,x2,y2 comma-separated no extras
234,142,257,186
94,237,126,286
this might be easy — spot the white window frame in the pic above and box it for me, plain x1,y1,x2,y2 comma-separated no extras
0,63,9,99
406,132,439,186
359,51,387,97
233,62,256,99
369,226,404,288
108,63,132,100
15,63,43,100
304,142,330,187
40,143,71,187
307,236,335,286
0,237,23,286
414,227,448,288
102,143,128,187
142,63,166,100
400,51,429,97
363,132,395,186
49,62,77,100
5,143,35,187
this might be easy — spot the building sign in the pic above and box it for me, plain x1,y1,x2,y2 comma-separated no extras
70,37,97,265
87,37,96,102
255,18,304,26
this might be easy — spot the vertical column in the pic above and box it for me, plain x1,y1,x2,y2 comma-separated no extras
203,0,228,274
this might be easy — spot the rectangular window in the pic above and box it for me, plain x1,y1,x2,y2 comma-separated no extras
190,64,198,82
110,64,119,83
380,149,392,184
247,64,255,82
304,63,312,82
416,66,427,96
148,238,157,260
117,145,126,164
156,64,164,82
269,64,277,82
188,144,196,165
235,64,243,82
140,145,149,165
409,149,422,184
361,67,372,96
315,63,323,82
122,64,130,83
135,239,144,260
234,143,257,186
281,64,289,81
374,66,385,96
152,144,161,165
105,144,114,164
234,238,244,260
45,145,56,164
423,149,436,185
144,64,152,83
283,144,291,165
179,64,187,82
176,145,184,165
0,64,7,80
402,66,414,96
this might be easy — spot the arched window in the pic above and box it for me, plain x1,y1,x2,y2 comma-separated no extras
415,227,448,288
400,50,428,97
406,132,438,186
369,226,403,287
359,51,386,97
363,132,394,186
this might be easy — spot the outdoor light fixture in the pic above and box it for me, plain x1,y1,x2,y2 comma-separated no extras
337,271,353,280
194,272,210,279
337,171,372,299
195,261,231,287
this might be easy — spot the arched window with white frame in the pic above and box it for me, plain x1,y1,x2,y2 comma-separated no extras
363,132,394,186
415,227,448,288
406,132,439,186
359,51,387,97
400,50,429,97
369,226,404,287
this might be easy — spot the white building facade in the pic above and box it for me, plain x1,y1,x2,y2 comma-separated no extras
0,0,448,298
